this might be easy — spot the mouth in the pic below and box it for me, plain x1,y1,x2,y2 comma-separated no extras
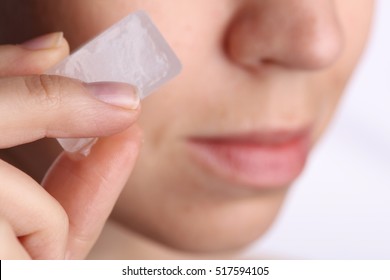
185,128,311,189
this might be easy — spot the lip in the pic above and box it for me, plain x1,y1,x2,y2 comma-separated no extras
185,129,311,189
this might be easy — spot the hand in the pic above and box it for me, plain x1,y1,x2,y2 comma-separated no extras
0,32,142,259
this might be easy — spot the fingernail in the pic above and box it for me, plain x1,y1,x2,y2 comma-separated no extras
21,32,64,50
85,82,140,110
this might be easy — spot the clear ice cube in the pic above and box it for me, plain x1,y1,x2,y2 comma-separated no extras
46,11,181,154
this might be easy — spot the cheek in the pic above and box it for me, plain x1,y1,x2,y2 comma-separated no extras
56,0,165,48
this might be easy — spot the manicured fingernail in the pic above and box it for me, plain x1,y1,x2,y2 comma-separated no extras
85,82,140,110
21,32,64,50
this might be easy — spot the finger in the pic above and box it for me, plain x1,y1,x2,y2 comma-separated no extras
0,32,69,76
0,160,69,259
42,125,142,259
0,75,140,148
0,216,31,260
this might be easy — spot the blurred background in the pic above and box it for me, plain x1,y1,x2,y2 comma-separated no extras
248,0,390,259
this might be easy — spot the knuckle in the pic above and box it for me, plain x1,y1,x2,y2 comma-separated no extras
24,75,66,109
43,205,69,260
28,200,69,260
41,200,69,246
0,216,12,234
51,204,70,237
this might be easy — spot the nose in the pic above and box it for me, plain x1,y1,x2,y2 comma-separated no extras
225,0,343,71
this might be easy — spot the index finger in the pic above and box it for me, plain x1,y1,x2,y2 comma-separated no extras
42,125,142,259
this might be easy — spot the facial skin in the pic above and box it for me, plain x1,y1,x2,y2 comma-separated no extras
11,0,373,256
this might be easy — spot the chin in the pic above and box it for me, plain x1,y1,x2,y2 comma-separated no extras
138,194,286,256
151,221,272,256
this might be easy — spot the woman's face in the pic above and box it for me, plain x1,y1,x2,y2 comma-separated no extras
36,0,374,253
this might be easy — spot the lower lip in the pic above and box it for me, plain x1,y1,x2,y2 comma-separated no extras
186,134,310,189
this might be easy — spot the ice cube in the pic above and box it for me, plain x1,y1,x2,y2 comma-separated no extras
46,11,181,154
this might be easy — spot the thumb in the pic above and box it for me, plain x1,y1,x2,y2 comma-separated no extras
42,125,142,259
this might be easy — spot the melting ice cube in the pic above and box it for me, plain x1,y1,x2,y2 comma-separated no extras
47,11,182,154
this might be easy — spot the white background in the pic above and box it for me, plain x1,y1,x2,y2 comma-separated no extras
250,0,390,259
2,261,390,280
